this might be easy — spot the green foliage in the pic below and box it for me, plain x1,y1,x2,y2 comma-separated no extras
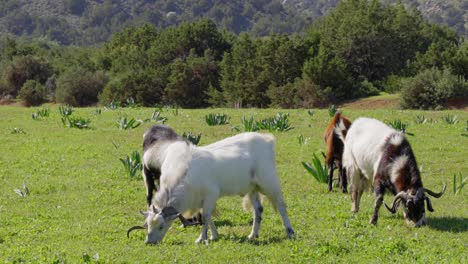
442,114,459,125
14,181,29,198
182,131,202,145
415,115,428,124
400,68,467,110
298,134,308,145
148,110,168,124
119,151,142,178
240,116,259,132
205,113,230,126
10,127,26,134
387,119,408,133
62,116,91,129
116,115,141,130
31,108,50,120
256,112,293,132
453,173,466,194
302,153,327,184
328,105,338,117
56,68,108,106
18,80,46,106
2,55,53,96
58,105,73,118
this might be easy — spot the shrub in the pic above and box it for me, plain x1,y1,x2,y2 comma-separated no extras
56,68,108,106
18,80,46,106
400,68,467,110
2,55,53,97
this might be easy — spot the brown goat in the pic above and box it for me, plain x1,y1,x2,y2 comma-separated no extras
323,112,352,192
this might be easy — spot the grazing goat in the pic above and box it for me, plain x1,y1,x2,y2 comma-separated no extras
140,127,201,227
127,125,295,244
341,118,445,226
323,112,352,192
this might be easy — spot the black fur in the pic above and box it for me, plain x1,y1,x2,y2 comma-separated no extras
143,125,182,152
372,133,425,225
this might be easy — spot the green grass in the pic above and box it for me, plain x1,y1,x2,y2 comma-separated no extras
0,106,467,263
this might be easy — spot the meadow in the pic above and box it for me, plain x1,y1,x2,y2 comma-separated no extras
0,105,466,263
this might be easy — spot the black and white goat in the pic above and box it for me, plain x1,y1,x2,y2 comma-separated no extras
324,112,352,192
127,125,295,244
341,117,445,226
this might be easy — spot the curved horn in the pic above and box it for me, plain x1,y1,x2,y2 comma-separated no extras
424,183,446,198
127,224,147,238
384,191,408,214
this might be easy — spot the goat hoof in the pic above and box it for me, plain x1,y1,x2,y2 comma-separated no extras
248,233,259,240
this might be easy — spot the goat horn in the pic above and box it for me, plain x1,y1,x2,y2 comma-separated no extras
127,224,146,238
384,191,407,214
423,183,446,198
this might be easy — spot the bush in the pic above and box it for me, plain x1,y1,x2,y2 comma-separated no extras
56,68,108,106
2,55,53,97
18,80,46,106
400,68,467,110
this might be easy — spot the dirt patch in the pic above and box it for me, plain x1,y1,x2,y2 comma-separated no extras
447,96,468,111
341,98,400,110
341,96,468,111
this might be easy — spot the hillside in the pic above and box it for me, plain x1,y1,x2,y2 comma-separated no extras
0,0,466,46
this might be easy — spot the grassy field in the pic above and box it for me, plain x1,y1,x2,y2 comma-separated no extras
0,105,466,263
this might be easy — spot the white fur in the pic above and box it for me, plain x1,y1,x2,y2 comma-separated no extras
390,155,409,183
145,132,294,244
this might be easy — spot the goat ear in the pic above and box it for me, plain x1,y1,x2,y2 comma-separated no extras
151,205,160,214
162,206,180,221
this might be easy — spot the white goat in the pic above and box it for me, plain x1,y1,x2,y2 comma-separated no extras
341,118,445,226
127,125,295,244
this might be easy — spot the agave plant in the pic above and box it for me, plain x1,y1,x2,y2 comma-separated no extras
256,113,293,132
302,153,327,184
453,173,466,195
32,108,50,120
298,134,308,145
182,131,202,145
58,105,73,118
149,110,168,124
415,114,427,124
240,116,259,132
442,114,458,125
63,116,91,129
387,119,413,135
120,151,142,178
205,113,230,126
328,105,338,117
307,110,315,117
117,115,141,130
11,128,26,134
14,181,30,198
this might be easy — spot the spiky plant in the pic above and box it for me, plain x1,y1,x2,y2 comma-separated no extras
205,113,230,126
442,114,458,125
117,115,141,130
240,116,259,132
302,153,327,184
182,132,202,145
120,151,142,178
256,113,293,132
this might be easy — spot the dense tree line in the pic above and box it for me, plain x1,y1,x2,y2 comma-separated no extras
0,0,466,109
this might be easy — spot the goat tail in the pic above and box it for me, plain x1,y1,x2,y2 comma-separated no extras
333,116,350,143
